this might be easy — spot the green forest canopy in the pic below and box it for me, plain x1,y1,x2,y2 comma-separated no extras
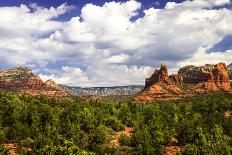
0,90,232,154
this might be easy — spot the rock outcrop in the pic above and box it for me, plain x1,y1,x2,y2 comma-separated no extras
178,64,214,84
0,67,70,98
145,64,183,88
134,64,188,102
135,62,232,102
179,62,231,93
169,74,183,85
145,64,169,88
0,67,44,90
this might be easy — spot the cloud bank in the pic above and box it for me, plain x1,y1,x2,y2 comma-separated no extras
0,0,232,87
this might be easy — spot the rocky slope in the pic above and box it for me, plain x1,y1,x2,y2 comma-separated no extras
0,67,70,98
134,64,189,102
60,85,143,97
134,62,232,102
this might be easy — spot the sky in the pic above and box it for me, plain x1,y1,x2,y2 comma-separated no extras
0,0,232,87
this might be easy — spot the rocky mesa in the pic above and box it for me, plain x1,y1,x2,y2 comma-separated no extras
0,67,70,98
179,62,231,93
134,62,232,102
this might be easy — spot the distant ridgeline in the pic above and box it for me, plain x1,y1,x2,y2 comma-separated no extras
60,85,144,97
0,66,143,98
134,62,232,102
0,67,70,98
0,63,231,100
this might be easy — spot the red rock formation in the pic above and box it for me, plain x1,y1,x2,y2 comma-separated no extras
135,62,232,103
134,64,188,102
134,85,185,102
169,74,183,85
0,67,71,98
193,63,231,92
213,63,229,81
178,64,214,84
145,64,169,88
0,67,44,90
145,64,183,88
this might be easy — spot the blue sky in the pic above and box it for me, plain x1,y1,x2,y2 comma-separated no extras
0,0,186,21
0,0,232,87
0,0,185,8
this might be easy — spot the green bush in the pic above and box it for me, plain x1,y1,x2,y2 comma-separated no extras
119,134,131,146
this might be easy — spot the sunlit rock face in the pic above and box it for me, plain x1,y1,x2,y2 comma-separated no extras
0,67,70,98
179,62,231,92
0,67,44,90
134,64,188,103
135,62,232,103
145,64,183,88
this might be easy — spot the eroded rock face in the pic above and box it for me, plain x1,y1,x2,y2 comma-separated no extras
145,64,169,88
145,64,183,88
178,64,214,84
145,64,167,88
0,67,70,98
135,62,232,103
134,64,188,102
213,63,229,82
178,63,230,83
179,62,231,91
0,67,44,89
169,74,183,85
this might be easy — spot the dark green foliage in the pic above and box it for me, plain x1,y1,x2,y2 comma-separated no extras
0,90,232,154
38,138,95,155
119,134,131,146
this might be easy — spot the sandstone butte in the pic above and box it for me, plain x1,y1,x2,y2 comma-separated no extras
134,62,232,103
0,67,71,98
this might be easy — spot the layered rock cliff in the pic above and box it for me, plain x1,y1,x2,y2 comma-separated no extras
135,62,232,102
0,67,44,90
134,64,188,102
0,67,70,98
145,64,183,88
145,64,169,88
179,62,231,93
178,64,214,84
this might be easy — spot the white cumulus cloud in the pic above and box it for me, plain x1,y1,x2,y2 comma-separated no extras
0,0,232,87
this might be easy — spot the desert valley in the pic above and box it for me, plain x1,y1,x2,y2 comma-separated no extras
1,0,232,154
0,62,232,154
